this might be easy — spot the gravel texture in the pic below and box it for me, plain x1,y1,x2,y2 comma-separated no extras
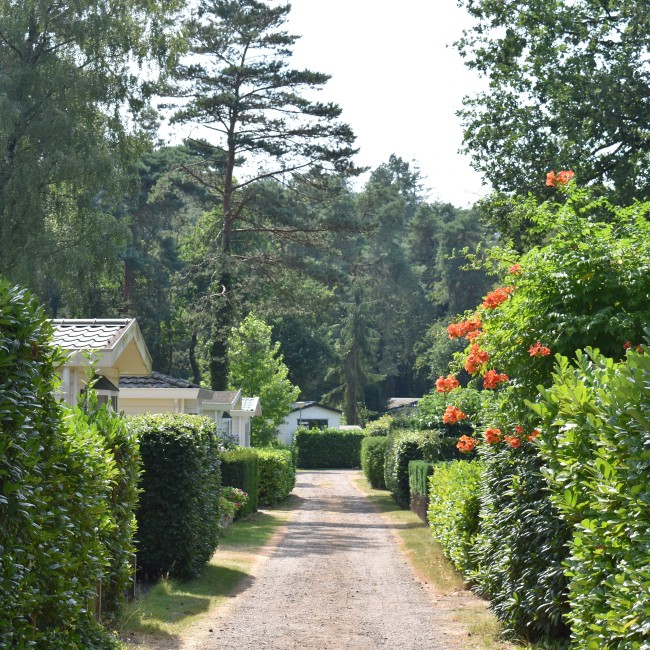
188,469,469,650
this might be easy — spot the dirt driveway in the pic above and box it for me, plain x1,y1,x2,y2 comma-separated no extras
183,469,480,650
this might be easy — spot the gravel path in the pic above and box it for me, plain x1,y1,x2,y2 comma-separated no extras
189,470,466,650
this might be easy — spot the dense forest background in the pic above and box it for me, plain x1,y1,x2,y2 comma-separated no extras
3,0,645,422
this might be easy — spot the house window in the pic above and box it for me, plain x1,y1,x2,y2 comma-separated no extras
298,419,328,430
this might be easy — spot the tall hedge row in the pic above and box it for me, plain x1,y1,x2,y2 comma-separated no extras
295,427,364,468
535,348,650,648
360,436,388,488
256,448,295,506
131,414,222,579
220,447,259,517
0,281,123,649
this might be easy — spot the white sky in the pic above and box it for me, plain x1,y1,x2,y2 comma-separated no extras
285,0,489,207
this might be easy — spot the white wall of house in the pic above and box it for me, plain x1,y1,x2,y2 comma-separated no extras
277,405,341,445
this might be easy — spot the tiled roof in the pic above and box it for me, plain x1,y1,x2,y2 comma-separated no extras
289,401,342,414
386,397,421,411
119,371,200,389
210,391,240,404
51,319,131,350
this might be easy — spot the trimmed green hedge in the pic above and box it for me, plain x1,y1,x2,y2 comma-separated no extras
361,436,388,488
294,427,364,468
0,280,122,649
408,460,434,522
428,460,483,574
384,429,441,508
220,447,259,517
131,414,222,579
384,430,418,507
255,448,295,506
536,347,650,648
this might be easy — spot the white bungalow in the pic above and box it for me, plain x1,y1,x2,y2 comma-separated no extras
277,401,342,445
51,318,261,446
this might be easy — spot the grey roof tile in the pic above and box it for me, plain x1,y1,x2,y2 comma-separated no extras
51,319,131,350
119,371,200,389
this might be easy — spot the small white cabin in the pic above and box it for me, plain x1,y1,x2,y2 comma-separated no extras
277,401,342,445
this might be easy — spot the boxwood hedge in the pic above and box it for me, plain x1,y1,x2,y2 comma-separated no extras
361,436,388,489
408,460,434,522
255,448,295,506
295,427,364,468
131,414,222,579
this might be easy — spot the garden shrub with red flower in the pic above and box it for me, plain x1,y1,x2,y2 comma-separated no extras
432,179,650,640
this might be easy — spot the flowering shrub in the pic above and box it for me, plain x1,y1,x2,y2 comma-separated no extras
435,374,460,393
482,369,508,389
464,344,489,374
220,486,249,520
442,405,466,424
434,177,650,640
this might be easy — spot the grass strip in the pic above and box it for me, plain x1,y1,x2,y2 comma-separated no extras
119,496,297,645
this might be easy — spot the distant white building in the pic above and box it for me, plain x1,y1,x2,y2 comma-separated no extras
277,401,342,445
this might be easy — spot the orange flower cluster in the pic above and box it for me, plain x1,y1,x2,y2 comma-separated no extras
443,405,467,425
465,344,489,374
546,170,575,187
529,341,551,357
508,264,522,275
435,374,460,393
624,341,644,353
528,429,540,441
505,435,521,449
447,316,482,340
484,428,502,444
456,435,476,453
482,369,509,389
481,286,514,309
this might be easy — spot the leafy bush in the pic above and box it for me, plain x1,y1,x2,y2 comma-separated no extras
0,280,122,649
534,347,650,648
74,393,141,621
384,430,439,507
408,460,434,521
361,436,388,488
294,427,364,468
219,487,249,520
220,447,259,517
437,183,650,641
131,414,222,579
428,460,483,574
472,435,571,641
363,414,394,436
255,447,295,506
